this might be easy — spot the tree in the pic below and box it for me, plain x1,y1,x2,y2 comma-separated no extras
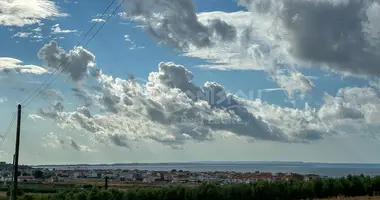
33,170,44,179
22,172,30,176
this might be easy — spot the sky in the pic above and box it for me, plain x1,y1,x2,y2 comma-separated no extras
0,0,380,165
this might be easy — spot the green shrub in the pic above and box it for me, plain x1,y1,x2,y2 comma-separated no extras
8,175,380,200
20,194,34,200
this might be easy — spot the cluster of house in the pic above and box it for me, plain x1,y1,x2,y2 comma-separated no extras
0,166,322,185
44,169,321,184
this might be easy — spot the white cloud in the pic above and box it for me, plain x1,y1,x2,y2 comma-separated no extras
31,27,42,32
32,35,43,39
12,32,32,38
124,34,132,42
38,62,335,149
123,8,313,94
235,0,380,77
90,18,106,23
38,41,95,82
244,86,380,139
70,140,95,152
244,99,328,141
51,24,77,34
42,132,64,148
0,0,66,27
0,97,7,104
183,11,262,70
318,87,380,127
34,60,380,150
0,57,47,75
28,114,45,121
185,11,315,95
42,132,94,152
122,0,237,50
269,69,315,95
124,34,145,50
122,1,380,94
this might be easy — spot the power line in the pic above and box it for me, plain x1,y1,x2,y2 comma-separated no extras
0,112,17,150
21,0,119,107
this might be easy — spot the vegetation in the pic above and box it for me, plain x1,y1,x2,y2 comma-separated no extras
5,175,380,200
320,197,380,200
32,170,44,179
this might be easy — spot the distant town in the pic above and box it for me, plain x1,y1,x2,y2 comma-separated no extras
0,162,322,186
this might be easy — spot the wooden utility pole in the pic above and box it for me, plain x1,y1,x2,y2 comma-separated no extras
105,176,108,189
12,104,21,200
9,154,15,200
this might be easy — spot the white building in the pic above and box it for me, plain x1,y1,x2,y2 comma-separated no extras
86,171,99,178
18,176,36,183
143,176,157,183
164,174,173,181
101,172,118,179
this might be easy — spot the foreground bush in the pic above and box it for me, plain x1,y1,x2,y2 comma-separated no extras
14,175,380,200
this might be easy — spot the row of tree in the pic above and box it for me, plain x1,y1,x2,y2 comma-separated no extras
18,175,380,200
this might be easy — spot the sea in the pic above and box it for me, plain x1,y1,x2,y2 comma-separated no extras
34,162,380,178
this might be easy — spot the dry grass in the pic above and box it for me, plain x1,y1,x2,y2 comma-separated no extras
320,196,380,200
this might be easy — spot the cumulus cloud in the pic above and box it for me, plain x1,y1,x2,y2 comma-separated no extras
123,9,313,95
120,0,237,50
38,62,336,149
129,1,379,93
318,87,380,126
0,57,47,75
236,0,380,77
0,0,66,27
27,1,380,150
38,41,95,82
269,68,315,95
51,24,77,34
243,87,380,140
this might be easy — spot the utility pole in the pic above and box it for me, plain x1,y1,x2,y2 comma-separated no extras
12,104,21,200
104,176,108,189
9,155,15,200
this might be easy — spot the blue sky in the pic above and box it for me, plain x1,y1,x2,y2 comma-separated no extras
0,0,380,164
